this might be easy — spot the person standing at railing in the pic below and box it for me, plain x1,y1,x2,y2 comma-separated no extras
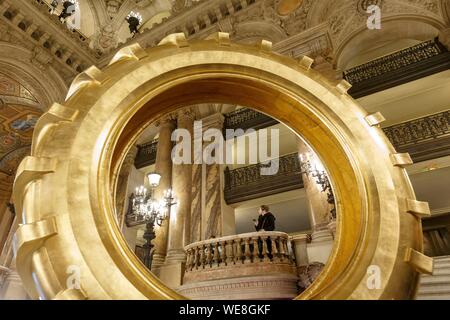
253,205,276,259
253,205,276,232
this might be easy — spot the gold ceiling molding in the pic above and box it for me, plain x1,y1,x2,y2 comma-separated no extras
13,33,429,300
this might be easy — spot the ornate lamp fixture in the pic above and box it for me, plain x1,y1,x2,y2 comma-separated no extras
128,172,176,269
131,172,175,226
58,0,79,21
126,11,143,37
299,153,336,221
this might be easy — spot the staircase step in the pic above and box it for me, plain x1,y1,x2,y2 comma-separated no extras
420,275,450,285
431,268,450,276
433,256,450,263
433,262,450,269
416,293,450,300
417,285,450,295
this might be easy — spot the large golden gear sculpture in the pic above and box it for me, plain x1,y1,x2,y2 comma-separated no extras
13,33,432,300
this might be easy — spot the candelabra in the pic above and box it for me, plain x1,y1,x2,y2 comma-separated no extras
128,172,176,269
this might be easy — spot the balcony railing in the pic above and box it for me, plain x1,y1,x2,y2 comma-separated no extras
180,231,298,299
134,140,158,169
223,108,279,135
344,38,450,98
224,153,303,204
185,231,295,271
383,111,450,162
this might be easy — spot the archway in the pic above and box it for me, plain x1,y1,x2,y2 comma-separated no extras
12,33,431,300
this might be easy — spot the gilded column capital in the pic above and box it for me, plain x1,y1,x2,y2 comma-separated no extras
123,145,138,167
155,113,177,128
176,107,196,121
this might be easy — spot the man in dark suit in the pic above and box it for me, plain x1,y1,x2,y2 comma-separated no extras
253,205,276,232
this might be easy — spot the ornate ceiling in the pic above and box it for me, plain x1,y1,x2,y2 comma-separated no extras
0,73,41,176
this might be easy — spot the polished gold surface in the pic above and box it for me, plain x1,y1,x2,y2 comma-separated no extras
13,33,428,300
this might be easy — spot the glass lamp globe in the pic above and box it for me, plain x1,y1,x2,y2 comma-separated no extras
147,172,161,188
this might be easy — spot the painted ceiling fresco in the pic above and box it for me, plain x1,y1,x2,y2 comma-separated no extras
0,73,41,176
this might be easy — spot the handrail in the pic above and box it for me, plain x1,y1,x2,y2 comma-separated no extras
184,231,295,272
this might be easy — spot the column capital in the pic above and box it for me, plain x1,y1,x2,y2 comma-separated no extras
201,112,225,130
155,113,177,128
177,107,196,121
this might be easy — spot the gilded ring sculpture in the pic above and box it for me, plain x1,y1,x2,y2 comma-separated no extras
12,33,433,300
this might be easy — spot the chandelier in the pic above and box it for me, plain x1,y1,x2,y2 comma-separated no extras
130,173,175,226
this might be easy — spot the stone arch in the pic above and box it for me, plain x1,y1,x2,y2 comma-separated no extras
233,21,288,44
0,42,67,108
334,16,445,71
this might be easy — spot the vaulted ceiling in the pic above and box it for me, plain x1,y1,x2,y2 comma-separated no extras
0,73,42,176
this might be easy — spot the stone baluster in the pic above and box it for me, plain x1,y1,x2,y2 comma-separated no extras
226,1,235,14
213,242,219,267
244,238,251,264
225,240,234,265
193,246,199,270
185,249,191,271
234,238,243,264
206,243,212,268
214,8,223,20
252,237,259,263
199,244,205,269
282,239,290,263
261,235,270,262
271,237,280,262
220,241,227,266
279,237,286,262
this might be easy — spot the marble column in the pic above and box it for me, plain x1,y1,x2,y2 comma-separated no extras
162,108,194,279
151,115,176,275
116,146,138,229
190,163,202,243
297,139,334,264
297,139,333,233
202,114,225,240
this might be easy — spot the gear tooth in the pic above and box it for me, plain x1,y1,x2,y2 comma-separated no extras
259,40,272,52
390,153,414,167
13,156,57,219
66,66,104,101
298,55,314,70
158,33,189,48
54,289,88,300
14,218,58,253
14,218,59,299
206,32,231,46
336,79,352,94
405,199,431,218
365,112,386,127
32,104,79,154
108,43,148,66
404,248,433,275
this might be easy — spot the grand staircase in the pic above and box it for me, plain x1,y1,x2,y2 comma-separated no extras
417,256,450,300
